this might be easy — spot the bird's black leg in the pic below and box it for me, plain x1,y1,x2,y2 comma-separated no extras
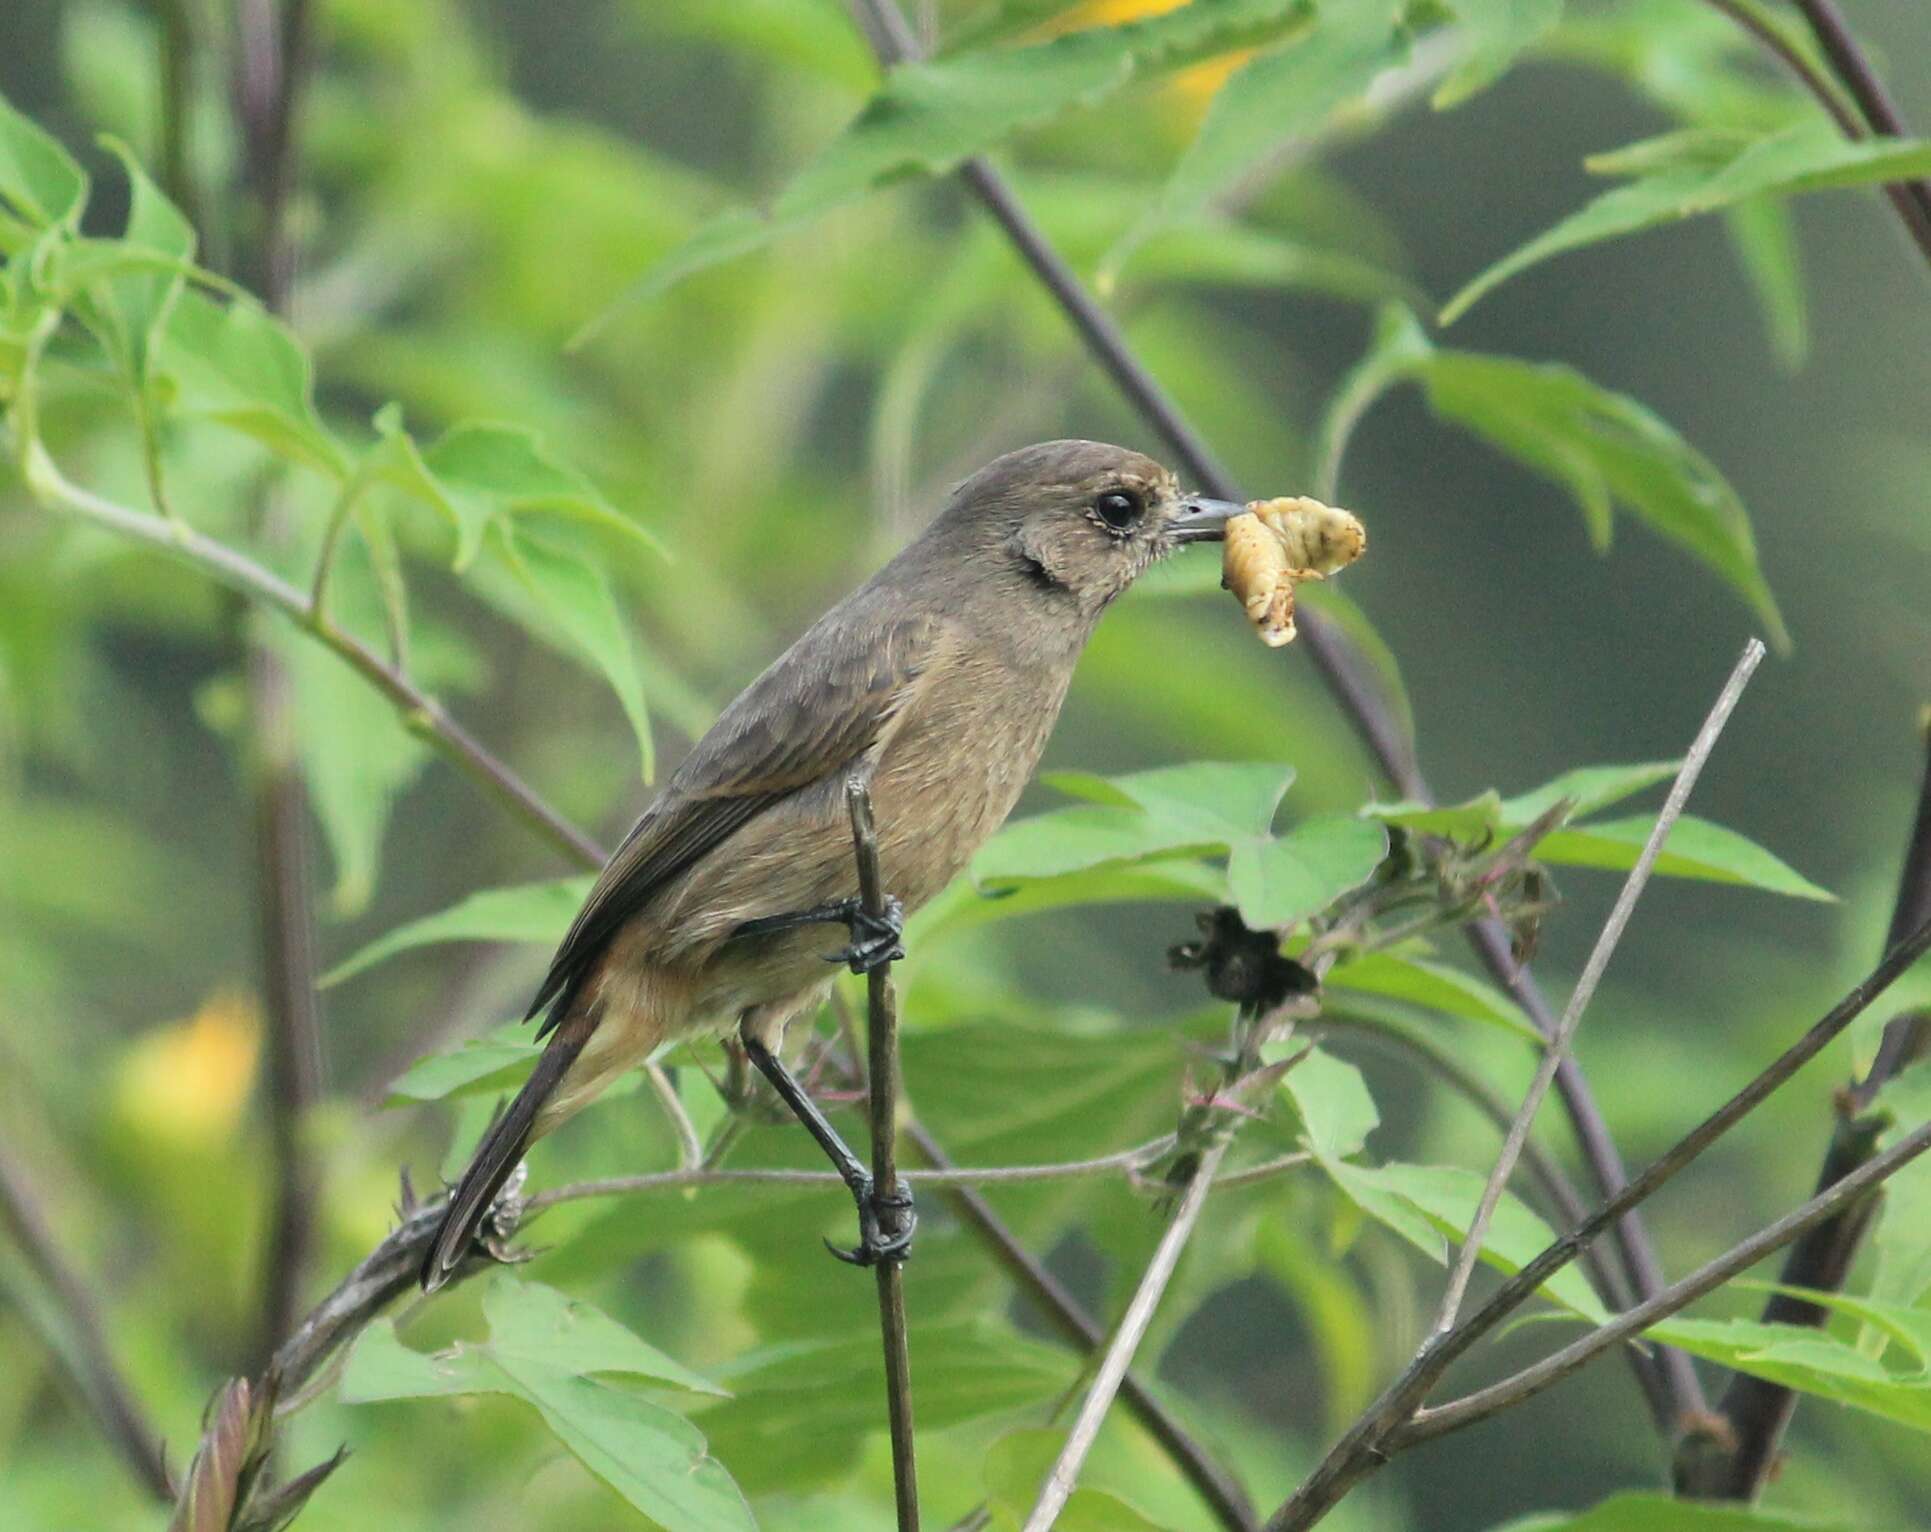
740,1030,915,1266
731,895,906,975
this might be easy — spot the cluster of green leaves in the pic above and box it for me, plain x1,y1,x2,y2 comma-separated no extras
0,92,657,915
5,0,1931,1530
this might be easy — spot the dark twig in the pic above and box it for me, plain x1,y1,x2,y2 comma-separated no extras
230,0,324,1369
1787,0,1931,262
844,0,1696,1426
845,780,920,1532
0,1140,172,1501
1404,1110,1931,1446
902,1121,1261,1532
1683,721,1931,1498
1262,911,1931,1530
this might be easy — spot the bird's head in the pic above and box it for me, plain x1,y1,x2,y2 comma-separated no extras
935,439,1241,616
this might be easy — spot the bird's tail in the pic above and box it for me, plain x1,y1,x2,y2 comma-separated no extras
419,1002,597,1292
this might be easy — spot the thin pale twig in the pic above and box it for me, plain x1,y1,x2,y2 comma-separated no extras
1435,639,1765,1334
1022,1129,1239,1532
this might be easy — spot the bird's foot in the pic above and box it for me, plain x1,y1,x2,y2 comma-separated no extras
733,894,906,973
820,895,906,975
825,1177,916,1267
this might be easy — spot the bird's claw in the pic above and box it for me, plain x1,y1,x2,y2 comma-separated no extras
825,1178,916,1266
822,895,906,975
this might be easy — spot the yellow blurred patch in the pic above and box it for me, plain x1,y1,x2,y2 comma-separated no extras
1053,0,1250,109
115,990,262,1147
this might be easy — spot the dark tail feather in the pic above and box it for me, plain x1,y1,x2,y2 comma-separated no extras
420,1006,594,1291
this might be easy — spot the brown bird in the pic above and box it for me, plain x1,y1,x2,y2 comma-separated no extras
421,439,1241,1289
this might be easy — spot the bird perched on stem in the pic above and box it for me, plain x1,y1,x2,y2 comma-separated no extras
421,439,1242,1289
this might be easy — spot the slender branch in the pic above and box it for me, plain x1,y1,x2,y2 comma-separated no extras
845,780,920,1532
1022,1126,1239,1532
1787,0,1931,259
24,456,606,869
1685,718,1931,1497
1404,1111,1931,1446
844,0,1695,1425
1435,639,1764,1333
1261,910,1931,1531
0,1140,172,1501
903,1120,1261,1532
229,0,325,1371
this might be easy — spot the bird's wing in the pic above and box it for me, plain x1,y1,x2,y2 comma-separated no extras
527,604,941,1027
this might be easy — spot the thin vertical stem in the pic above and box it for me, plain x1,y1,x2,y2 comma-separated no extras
845,780,920,1532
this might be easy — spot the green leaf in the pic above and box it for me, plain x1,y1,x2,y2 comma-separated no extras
1325,950,1540,1043
1101,0,1402,282
1870,1064,1931,1312
1228,814,1389,928
0,92,87,229
322,876,592,986
1490,1490,1872,1531
384,1022,541,1105
284,632,430,919
71,138,194,385
342,1277,749,1532
1536,814,1833,900
597,0,1314,318
1329,1160,1609,1320
1723,194,1808,370
1496,760,1681,825
1649,1303,1931,1434
977,763,1383,929
1443,124,1931,324
1280,1046,1380,1161
984,1428,1177,1531
1432,0,1563,109
414,420,660,567
494,524,654,780
155,290,348,478
914,858,1229,942
1413,346,1788,646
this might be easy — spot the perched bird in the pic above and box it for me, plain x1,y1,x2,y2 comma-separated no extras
421,439,1241,1290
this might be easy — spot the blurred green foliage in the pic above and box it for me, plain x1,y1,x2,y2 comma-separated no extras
2,0,1930,1528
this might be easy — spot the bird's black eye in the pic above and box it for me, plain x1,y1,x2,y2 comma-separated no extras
1093,489,1142,534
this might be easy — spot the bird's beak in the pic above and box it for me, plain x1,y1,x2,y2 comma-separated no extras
1168,496,1246,545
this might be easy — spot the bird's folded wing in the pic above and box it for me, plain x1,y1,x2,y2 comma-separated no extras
526,606,941,1026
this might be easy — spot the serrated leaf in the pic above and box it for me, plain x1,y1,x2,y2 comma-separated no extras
495,524,654,779
1443,124,1931,324
0,92,87,229
323,876,592,986
1536,814,1832,900
1101,0,1399,282
597,0,1314,320
342,1277,748,1532
155,289,348,477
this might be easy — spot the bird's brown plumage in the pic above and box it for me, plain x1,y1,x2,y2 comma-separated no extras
422,439,1204,1288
